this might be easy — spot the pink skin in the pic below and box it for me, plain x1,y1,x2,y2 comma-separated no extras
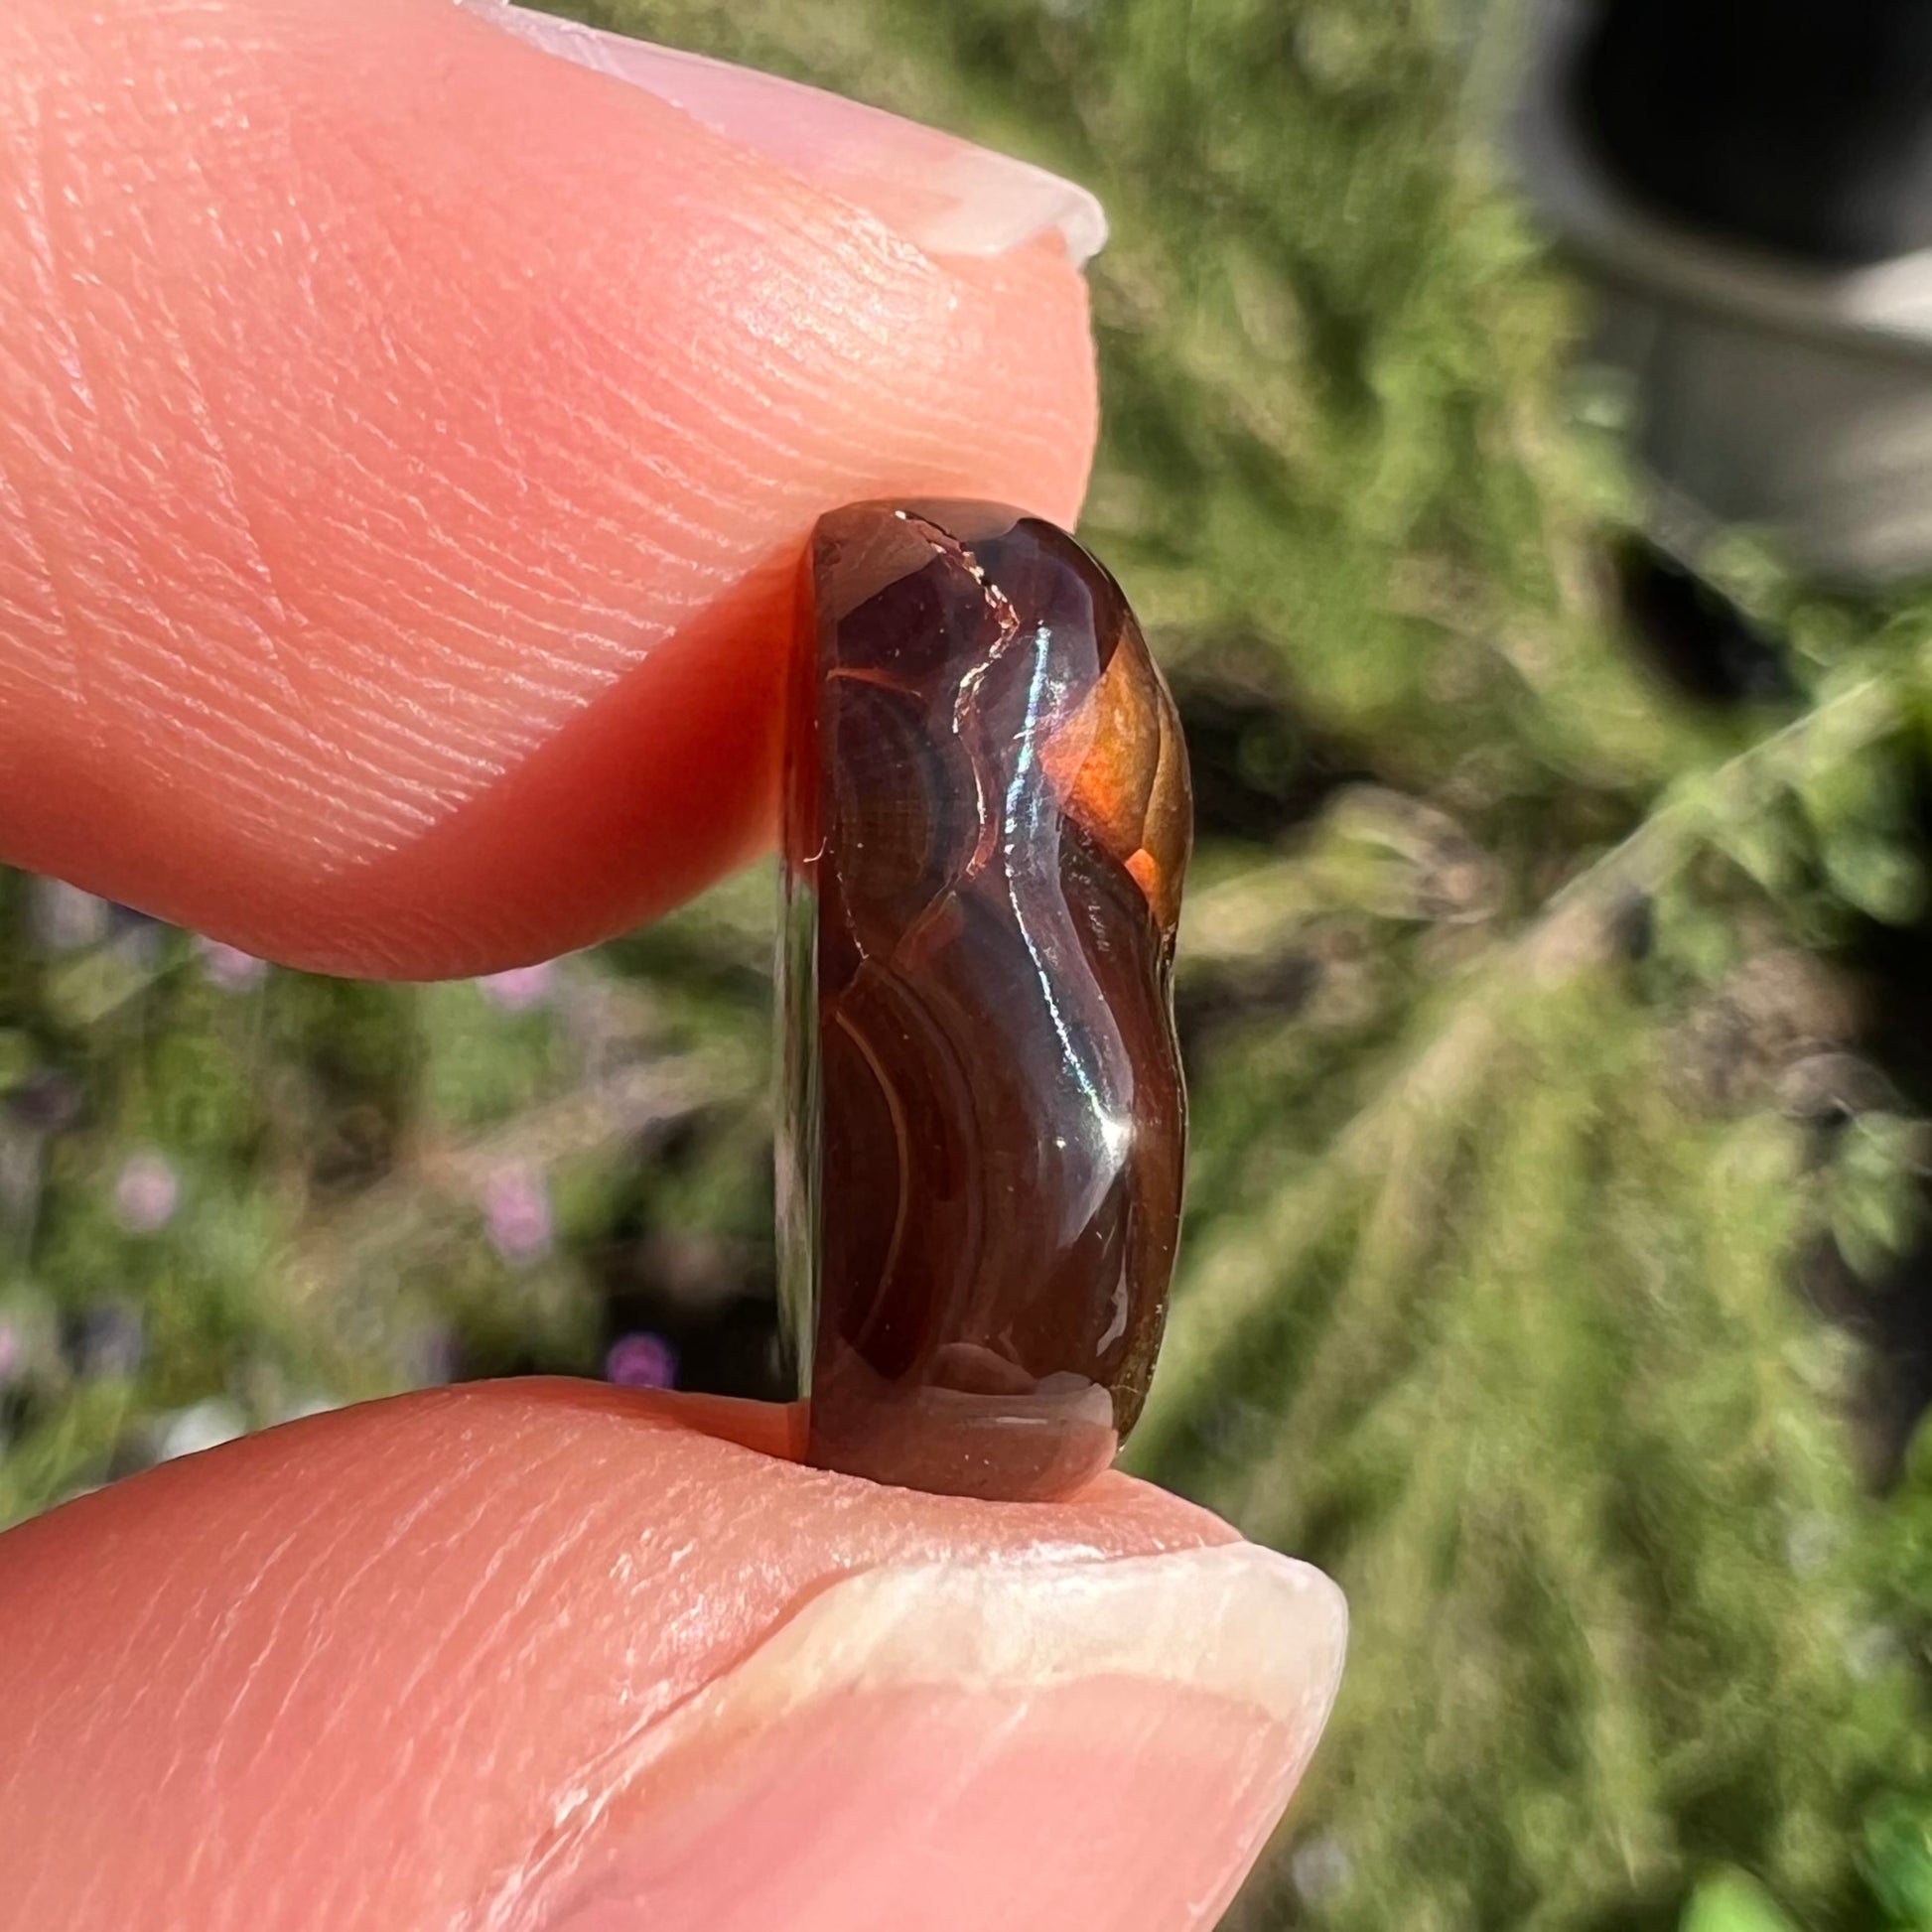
0,5,1346,1927
0,1386,1344,1931
0,0,1095,974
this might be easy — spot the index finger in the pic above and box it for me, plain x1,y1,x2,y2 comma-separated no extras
0,0,1098,975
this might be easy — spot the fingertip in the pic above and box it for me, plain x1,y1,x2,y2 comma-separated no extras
0,0,1099,975
0,1383,1313,1931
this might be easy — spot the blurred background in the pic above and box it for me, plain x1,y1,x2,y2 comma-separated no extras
6,0,1932,1926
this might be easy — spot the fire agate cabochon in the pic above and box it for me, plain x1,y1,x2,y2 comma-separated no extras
779,501,1191,1501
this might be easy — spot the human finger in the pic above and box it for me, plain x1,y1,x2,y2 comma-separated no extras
0,0,1098,974
0,1381,1342,1932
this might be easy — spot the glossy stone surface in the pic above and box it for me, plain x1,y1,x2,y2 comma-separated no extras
778,501,1190,1500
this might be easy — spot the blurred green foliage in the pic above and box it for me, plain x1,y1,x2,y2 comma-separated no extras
4,0,1932,1927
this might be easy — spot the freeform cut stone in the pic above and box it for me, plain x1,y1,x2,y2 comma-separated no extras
777,501,1191,1500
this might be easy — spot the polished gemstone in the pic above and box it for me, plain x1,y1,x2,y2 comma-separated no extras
778,501,1190,1501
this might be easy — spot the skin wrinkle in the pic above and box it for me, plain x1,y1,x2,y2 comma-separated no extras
195,1459,482,1812
172,1492,400,1821
259,484,702,810
368,313,724,564
21,73,99,420
233,569,595,801
2,105,103,729
204,1494,422,1792
380,1485,578,1756
0,442,70,683
324,471,664,772
310,518,626,693
313,66,787,561
38,161,181,710
537,357,759,550
395,1505,594,1827
129,48,316,720
99,653,306,804
625,276,934,525
149,297,318,741
280,204,1020,822
123,1568,217,1863
630,129,972,476
184,1565,330,1919
231,1473,526,1917
0,169,76,695
694,270,922,457
185,148,634,823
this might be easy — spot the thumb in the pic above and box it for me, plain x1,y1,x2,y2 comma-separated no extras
0,1383,1345,1932
0,0,1098,975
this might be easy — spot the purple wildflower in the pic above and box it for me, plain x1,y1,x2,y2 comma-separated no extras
481,1162,553,1264
606,1331,678,1391
476,962,555,1014
114,1150,180,1234
197,936,268,991
29,880,109,953
0,1320,22,1385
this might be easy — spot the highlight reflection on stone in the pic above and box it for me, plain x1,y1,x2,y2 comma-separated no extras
778,501,1191,1501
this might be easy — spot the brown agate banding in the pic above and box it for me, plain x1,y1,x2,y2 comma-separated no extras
776,501,1191,1501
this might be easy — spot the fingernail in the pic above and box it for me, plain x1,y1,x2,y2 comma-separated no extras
455,0,1108,266
511,1544,1345,1931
